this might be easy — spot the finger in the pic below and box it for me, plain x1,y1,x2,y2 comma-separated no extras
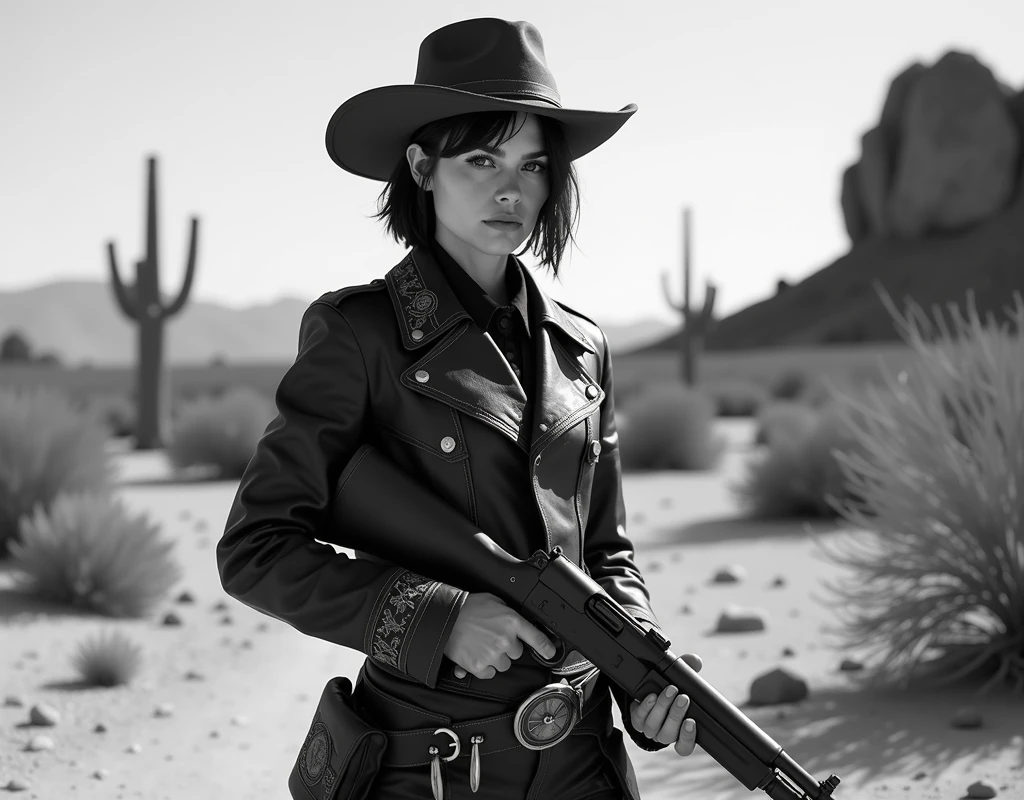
473,665,496,680
507,637,525,661
641,686,679,740
517,619,556,660
660,692,690,744
674,717,697,757
494,653,513,673
682,653,703,673
630,693,657,730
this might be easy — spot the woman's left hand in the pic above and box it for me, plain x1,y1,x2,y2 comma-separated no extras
629,652,703,756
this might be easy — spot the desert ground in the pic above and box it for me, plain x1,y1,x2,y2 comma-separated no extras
1,418,1021,799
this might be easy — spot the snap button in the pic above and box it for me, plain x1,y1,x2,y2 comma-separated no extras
538,423,548,433
590,441,602,458
499,317,511,329
411,329,424,341
534,455,542,467
415,369,430,383
440,436,456,453
585,385,599,399
504,350,515,361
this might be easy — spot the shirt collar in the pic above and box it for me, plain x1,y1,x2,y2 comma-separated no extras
428,238,531,338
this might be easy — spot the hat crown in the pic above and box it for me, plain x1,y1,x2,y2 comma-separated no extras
414,18,562,108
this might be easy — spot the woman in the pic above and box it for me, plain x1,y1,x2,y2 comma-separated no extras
218,17,702,800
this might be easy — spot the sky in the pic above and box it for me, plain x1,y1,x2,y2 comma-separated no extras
3,0,1023,326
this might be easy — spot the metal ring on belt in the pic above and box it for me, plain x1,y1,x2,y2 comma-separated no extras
378,667,605,769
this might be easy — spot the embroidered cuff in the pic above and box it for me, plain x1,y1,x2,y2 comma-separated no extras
364,568,468,688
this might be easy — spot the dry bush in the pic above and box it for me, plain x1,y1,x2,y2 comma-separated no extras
72,628,144,687
166,386,275,479
0,386,115,557
617,382,727,471
705,378,770,418
811,288,1024,694
753,401,819,448
9,490,182,617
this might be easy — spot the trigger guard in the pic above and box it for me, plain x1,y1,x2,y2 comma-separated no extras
532,636,566,668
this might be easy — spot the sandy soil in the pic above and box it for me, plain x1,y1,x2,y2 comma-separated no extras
1,419,1021,799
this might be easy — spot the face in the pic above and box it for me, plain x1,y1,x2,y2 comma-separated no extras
406,112,550,268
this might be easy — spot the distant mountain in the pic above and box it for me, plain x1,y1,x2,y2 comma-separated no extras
634,188,1024,354
0,280,676,367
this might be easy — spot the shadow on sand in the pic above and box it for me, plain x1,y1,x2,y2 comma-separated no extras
640,514,846,548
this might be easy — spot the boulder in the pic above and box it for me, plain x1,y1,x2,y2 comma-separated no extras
840,163,869,244
748,667,809,705
888,52,1019,237
715,606,768,633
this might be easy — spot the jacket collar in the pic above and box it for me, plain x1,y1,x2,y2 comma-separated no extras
384,244,596,354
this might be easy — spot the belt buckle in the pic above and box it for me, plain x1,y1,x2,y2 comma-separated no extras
513,680,583,750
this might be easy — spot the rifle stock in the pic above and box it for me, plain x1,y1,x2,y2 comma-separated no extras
329,444,841,800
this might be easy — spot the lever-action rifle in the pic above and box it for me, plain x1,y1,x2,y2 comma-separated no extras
329,444,841,800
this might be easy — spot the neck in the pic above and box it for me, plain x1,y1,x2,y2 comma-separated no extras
434,231,509,305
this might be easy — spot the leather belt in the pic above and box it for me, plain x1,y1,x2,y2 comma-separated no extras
379,668,606,769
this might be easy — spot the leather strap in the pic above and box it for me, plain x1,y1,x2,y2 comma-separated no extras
379,672,607,768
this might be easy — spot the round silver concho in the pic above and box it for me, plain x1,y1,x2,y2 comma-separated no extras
409,290,438,318
298,721,332,786
513,683,581,750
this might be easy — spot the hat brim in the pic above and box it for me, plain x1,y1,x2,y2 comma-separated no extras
325,85,637,181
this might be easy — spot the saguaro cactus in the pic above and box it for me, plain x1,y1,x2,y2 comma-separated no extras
106,156,199,450
661,206,717,387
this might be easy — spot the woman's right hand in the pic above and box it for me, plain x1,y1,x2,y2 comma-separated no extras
444,592,557,679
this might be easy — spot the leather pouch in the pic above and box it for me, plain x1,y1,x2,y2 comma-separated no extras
288,676,388,799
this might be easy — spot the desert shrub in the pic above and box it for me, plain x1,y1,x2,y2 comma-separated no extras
0,386,115,557
84,392,136,438
732,395,873,518
167,385,275,479
617,382,727,471
753,401,819,448
8,490,182,617
770,369,808,401
72,628,144,687
811,289,1024,694
705,379,769,418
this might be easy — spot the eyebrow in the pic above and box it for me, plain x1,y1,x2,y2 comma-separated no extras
477,145,549,159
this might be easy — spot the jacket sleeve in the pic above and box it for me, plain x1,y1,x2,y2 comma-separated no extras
582,328,671,753
216,299,467,689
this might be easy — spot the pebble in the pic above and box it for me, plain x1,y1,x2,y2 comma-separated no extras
965,780,997,798
3,778,29,791
175,590,195,604
770,576,786,588
162,611,183,626
26,735,54,752
153,703,174,718
3,695,23,708
28,703,60,726
715,606,768,633
92,768,109,780
749,667,809,705
838,658,864,672
951,706,984,729
126,743,142,754
711,565,746,584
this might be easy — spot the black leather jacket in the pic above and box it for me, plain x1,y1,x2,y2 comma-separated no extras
217,244,668,753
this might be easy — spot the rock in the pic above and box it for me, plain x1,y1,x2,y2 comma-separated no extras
184,670,204,681
680,604,692,615
965,780,997,798
913,771,927,780
212,600,230,612
781,647,795,657
3,695,24,708
240,639,253,650
889,52,1019,238
219,615,234,626
194,519,207,532
25,734,54,751
951,706,983,729
711,565,746,584
715,606,768,633
838,658,864,672
175,591,195,604
126,743,142,754
3,778,30,791
255,622,270,632
28,703,60,726
769,576,786,588
161,612,183,627
153,703,174,718
840,163,869,244
93,723,106,733
92,769,109,780
749,667,809,706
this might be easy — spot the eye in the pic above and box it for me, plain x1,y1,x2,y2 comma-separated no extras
467,155,548,173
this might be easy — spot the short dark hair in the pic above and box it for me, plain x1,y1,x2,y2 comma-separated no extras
370,111,581,280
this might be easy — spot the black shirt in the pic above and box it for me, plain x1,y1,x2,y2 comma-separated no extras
427,239,536,413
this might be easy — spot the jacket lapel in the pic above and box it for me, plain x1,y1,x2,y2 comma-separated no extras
383,246,603,452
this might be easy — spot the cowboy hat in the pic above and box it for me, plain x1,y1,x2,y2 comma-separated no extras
325,17,637,181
